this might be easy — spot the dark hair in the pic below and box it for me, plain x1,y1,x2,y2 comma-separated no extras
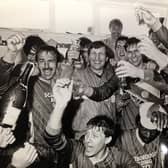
115,36,128,49
125,37,140,50
109,19,123,29
87,115,115,138
36,45,59,63
88,41,114,59
23,35,46,56
79,37,92,49
125,37,152,63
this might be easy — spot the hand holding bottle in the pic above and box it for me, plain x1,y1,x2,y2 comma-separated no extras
115,60,144,79
1,62,34,128
11,142,38,168
135,6,158,28
0,127,15,148
67,39,80,64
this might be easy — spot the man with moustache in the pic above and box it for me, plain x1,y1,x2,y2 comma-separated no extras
22,45,59,167
0,34,59,167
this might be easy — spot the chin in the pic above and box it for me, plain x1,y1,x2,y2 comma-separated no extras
85,151,95,157
41,76,53,81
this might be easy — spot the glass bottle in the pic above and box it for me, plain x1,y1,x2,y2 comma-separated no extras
0,62,34,128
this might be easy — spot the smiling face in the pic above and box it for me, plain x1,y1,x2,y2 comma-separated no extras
116,40,127,61
37,51,57,80
89,47,108,74
109,24,122,40
84,127,110,157
127,44,142,67
138,124,160,144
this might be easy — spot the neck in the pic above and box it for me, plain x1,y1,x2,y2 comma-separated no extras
89,147,109,165
39,77,51,84
136,128,145,146
90,67,103,76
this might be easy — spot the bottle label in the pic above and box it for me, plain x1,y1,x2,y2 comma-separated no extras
2,105,21,130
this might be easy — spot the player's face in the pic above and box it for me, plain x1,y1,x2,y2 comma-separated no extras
138,124,160,144
89,47,108,73
37,51,57,80
127,44,142,67
84,127,108,157
116,40,127,61
109,24,122,40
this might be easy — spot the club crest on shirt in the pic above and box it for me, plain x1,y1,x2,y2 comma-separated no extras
134,152,157,168
44,92,55,105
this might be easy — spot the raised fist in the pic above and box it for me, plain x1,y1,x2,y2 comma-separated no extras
7,33,25,52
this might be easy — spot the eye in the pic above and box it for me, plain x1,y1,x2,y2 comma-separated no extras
39,59,44,63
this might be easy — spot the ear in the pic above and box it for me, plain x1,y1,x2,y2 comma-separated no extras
105,136,112,145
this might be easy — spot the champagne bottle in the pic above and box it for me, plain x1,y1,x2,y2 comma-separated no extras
120,77,127,89
0,62,34,129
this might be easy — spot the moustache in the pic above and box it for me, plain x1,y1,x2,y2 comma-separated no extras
42,68,53,71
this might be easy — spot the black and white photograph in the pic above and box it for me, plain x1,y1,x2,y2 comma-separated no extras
0,0,168,167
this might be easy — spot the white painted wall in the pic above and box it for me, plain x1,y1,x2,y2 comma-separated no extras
0,0,168,36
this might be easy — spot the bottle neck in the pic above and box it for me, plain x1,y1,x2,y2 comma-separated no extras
18,62,34,86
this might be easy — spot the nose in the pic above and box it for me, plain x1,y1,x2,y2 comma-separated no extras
44,62,49,68
85,133,92,143
95,54,101,61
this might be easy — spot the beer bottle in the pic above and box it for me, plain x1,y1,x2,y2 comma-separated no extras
0,62,34,129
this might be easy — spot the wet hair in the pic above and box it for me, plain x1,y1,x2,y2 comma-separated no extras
125,37,152,63
125,37,140,50
36,45,59,63
23,35,46,56
109,19,123,29
115,36,128,49
87,115,115,138
88,41,114,59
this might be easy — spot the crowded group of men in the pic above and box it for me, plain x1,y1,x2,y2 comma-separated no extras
0,6,168,168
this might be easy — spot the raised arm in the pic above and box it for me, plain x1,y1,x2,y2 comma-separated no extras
137,7,168,48
45,78,73,148
0,33,25,95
